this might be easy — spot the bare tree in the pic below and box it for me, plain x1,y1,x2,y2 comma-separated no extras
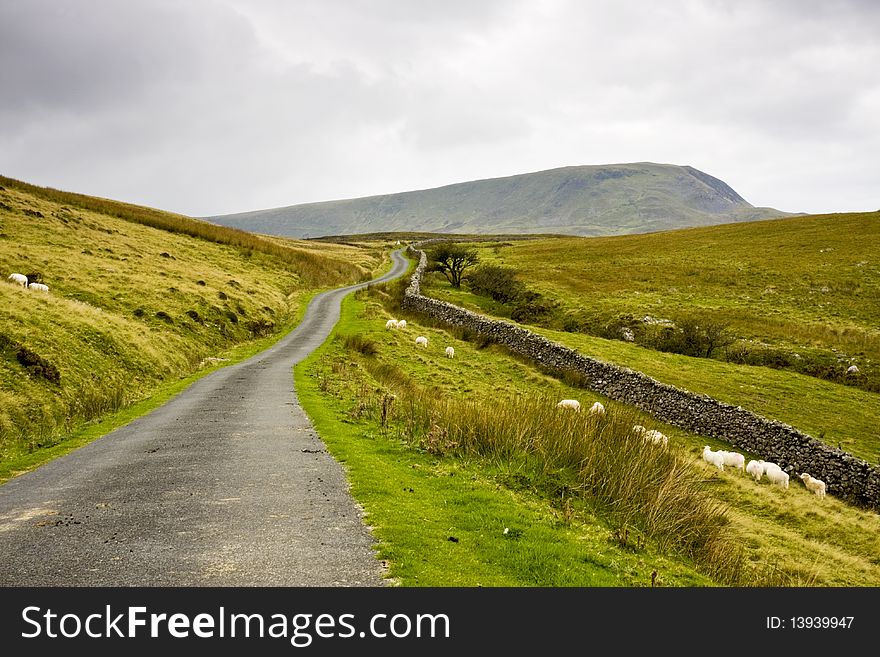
428,242,479,288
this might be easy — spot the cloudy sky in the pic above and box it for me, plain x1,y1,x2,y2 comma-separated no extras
1,0,878,217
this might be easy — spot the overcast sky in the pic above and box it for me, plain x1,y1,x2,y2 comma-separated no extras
1,0,878,217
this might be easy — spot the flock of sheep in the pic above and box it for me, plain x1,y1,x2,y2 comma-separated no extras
6,272,49,293
699,444,827,498
564,403,827,500
386,317,455,358
384,313,829,501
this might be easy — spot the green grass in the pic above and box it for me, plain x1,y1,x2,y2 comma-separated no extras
0,179,386,478
295,288,880,586
419,213,880,464
295,294,717,587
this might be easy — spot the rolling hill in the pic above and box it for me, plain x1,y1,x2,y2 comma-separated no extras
205,162,792,238
0,174,386,479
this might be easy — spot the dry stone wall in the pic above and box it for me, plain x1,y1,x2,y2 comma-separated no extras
402,244,880,510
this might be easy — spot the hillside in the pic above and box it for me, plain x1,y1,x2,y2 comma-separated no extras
0,175,385,478
205,162,792,238
417,211,880,463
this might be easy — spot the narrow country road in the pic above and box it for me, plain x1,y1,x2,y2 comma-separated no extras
0,249,410,586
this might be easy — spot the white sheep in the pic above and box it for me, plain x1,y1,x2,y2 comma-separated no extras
761,460,782,476
385,319,399,330
445,346,455,358
7,273,28,287
720,450,745,471
745,460,764,481
765,467,789,489
415,336,428,348
702,446,725,471
397,319,407,329
28,282,49,293
556,399,581,412
643,429,668,447
799,473,826,499
588,401,605,416
632,425,647,436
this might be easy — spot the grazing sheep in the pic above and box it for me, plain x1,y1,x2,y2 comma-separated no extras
445,346,455,358
643,429,668,447
7,273,28,287
386,319,399,330
632,425,647,436
415,336,428,348
720,450,745,471
746,460,764,481
761,460,782,476
397,319,407,329
588,401,605,416
556,399,581,412
28,282,49,293
846,365,859,375
765,467,789,489
799,473,826,499
702,446,725,471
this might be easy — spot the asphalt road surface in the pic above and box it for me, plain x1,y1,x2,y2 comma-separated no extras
0,249,411,585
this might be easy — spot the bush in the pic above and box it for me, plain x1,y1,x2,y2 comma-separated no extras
642,316,733,358
510,290,559,323
466,265,524,303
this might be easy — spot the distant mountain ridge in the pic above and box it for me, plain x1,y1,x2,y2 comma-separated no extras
205,162,792,238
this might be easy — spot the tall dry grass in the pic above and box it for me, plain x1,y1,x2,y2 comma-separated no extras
354,357,747,583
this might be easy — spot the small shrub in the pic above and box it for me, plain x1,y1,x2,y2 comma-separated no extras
155,311,173,323
343,334,379,356
217,291,228,300
196,280,206,286
466,265,524,303
510,290,559,323
133,307,146,318
185,309,202,323
224,310,238,324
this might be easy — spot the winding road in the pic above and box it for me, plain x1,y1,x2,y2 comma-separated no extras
0,249,410,586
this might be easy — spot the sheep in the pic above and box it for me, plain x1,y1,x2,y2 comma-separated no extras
765,467,789,489
415,336,428,348
28,282,49,293
588,401,605,416
702,446,725,471
7,273,28,287
643,429,668,447
720,450,745,471
397,319,407,330
761,460,782,476
556,399,581,412
445,346,455,358
745,459,764,481
385,319,399,330
632,425,647,436
799,473,826,499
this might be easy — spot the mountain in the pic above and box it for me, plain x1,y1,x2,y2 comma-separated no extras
204,162,793,238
